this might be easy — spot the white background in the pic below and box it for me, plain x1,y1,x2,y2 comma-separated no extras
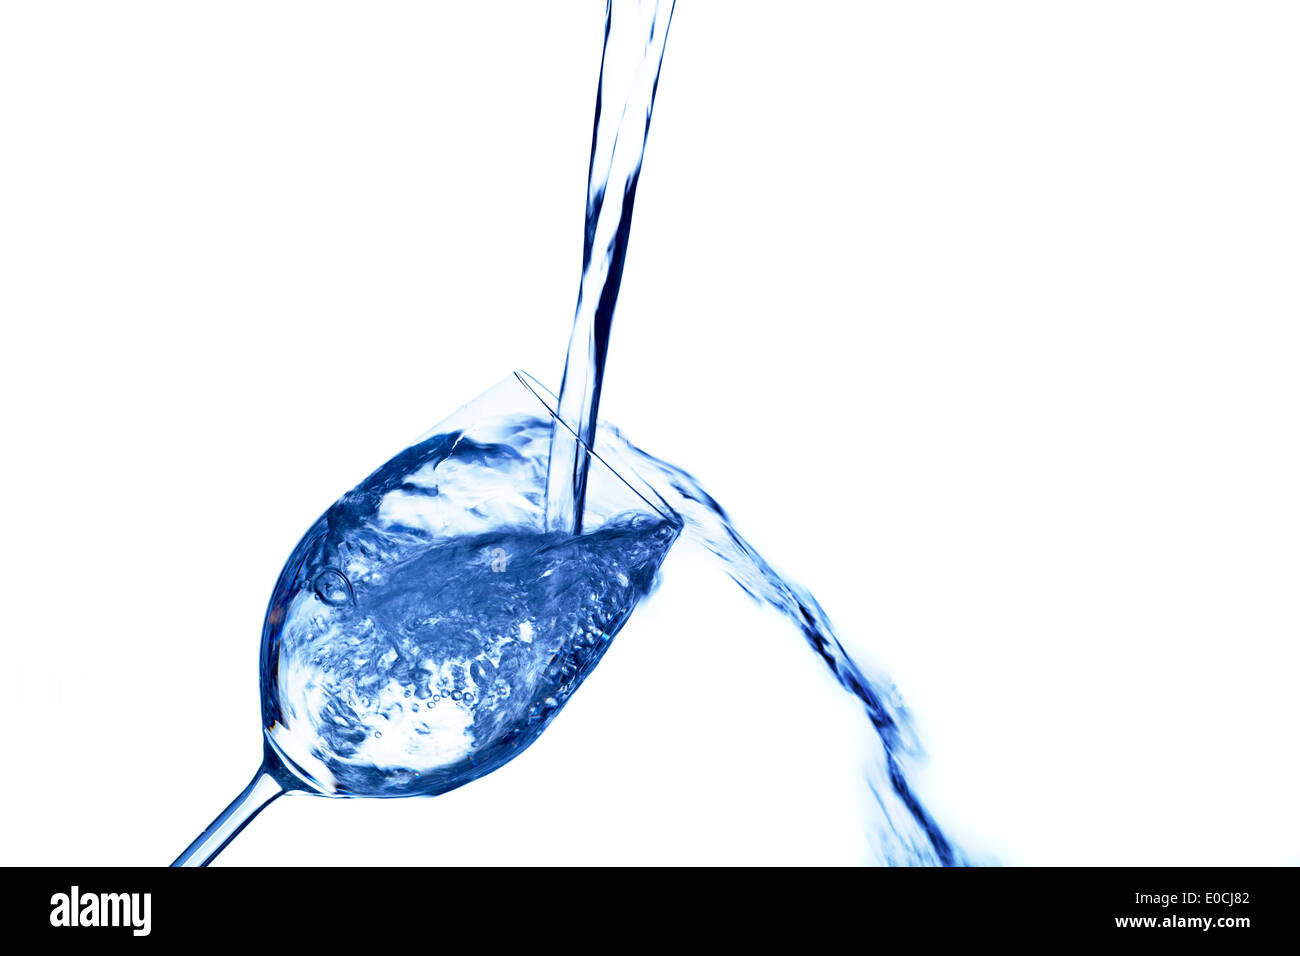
2,1,1298,866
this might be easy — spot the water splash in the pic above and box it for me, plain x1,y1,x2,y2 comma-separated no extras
603,429,963,865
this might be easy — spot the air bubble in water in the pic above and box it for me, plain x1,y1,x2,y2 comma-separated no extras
313,568,354,606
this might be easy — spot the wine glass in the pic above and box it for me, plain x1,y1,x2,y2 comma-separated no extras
172,372,680,866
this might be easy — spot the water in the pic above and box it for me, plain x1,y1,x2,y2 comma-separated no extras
261,413,678,798
173,0,966,867
592,424,964,866
173,381,963,864
538,0,960,864
271,520,674,798
546,0,675,534
261,388,961,864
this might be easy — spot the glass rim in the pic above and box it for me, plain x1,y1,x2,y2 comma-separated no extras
513,370,680,528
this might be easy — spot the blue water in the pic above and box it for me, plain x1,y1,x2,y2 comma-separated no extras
254,388,962,865
546,0,675,534
175,0,966,867
593,423,964,866
260,409,679,799
541,0,961,865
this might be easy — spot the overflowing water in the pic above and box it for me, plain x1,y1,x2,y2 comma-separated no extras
242,366,963,865
173,0,966,868
592,422,963,866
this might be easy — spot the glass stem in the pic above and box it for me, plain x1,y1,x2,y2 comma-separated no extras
171,766,286,867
